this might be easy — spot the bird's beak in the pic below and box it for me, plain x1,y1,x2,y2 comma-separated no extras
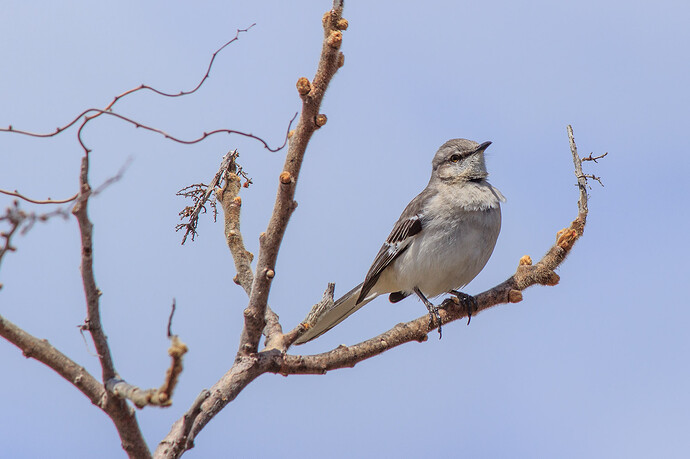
477,141,492,151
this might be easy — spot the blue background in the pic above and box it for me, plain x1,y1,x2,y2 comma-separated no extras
1,1,688,457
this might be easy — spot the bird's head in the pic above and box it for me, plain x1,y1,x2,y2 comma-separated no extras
431,139,492,183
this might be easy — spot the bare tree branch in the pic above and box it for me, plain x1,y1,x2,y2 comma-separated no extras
72,156,115,381
106,336,188,408
156,389,210,456
581,151,608,163
0,312,151,458
0,25,256,141
72,108,294,156
154,356,268,459
0,157,129,208
239,0,347,356
71,155,152,458
0,203,70,286
215,152,255,293
0,202,26,277
103,25,256,112
0,313,106,404
0,26,294,192
0,189,78,205
214,154,283,349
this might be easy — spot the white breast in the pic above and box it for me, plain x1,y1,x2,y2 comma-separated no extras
375,181,503,297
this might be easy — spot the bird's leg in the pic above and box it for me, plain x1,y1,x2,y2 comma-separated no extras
413,287,442,339
449,290,478,325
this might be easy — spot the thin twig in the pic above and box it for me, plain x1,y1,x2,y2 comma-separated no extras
0,157,131,209
1,26,255,140
581,151,608,163
106,336,188,408
1,26,295,171
0,202,70,278
568,125,589,216
104,25,256,112
92,157,133,196
167,299,177,338
4,107,293,154
0,189,78,205
582,173,604,187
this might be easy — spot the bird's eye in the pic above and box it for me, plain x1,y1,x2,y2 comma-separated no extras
449,154,461,163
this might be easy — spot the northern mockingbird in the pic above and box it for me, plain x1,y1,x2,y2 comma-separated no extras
295,138,505,344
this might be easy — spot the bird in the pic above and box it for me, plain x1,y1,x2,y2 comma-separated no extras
294,139,505,344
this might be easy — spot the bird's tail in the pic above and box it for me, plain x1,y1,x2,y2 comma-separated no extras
294,282,376,345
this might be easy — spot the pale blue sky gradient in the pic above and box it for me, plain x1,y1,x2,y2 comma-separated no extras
1,1,689,457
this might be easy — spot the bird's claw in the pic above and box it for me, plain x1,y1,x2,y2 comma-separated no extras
449,290,478,325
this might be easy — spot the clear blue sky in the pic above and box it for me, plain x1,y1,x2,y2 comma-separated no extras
1,1,689,457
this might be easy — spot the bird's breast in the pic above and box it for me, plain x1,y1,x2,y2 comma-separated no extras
384,205,502,298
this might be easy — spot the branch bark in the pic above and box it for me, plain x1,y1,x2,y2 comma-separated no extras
0,311,151,457
154,355,268,459
0,314,107,405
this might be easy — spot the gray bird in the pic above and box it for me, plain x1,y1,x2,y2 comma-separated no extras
295,139,505,345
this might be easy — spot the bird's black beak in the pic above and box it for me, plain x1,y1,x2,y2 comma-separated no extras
477,141,492,151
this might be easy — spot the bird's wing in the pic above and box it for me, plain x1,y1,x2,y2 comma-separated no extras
356,193,427,304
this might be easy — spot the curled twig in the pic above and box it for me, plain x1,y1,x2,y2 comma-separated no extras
1,27,296,162
1,26,255,140
104,25,256,112
0,189,78,205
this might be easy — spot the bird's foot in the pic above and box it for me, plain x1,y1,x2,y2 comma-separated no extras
448,290,478,325
426,303,442,340
414,287,442,340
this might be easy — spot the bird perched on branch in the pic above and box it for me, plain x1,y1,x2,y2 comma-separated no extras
295,139,505,344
